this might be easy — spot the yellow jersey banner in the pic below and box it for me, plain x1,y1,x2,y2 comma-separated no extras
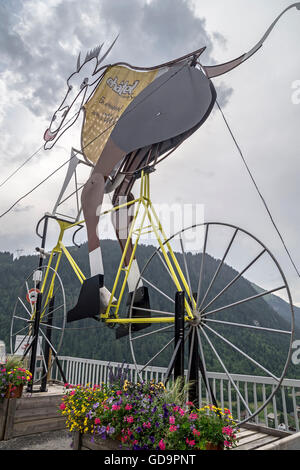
82,65,158,164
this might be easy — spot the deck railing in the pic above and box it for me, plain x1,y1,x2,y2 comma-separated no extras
49,355,300,433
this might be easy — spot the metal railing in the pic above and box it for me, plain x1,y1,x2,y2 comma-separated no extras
50,355,300,433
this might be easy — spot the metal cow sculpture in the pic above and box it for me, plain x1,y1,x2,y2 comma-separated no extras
44,3,300,325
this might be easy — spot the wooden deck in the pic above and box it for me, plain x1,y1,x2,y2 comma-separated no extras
233,424,292,450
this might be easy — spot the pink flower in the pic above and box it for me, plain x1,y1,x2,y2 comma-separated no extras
169,416,175,424
59,403,66,410
94,418,101,425
224,440,232,448
112,404,120,411
125,404,132,410
193,429,201,437
143,422,151,428
169,425,177,432
189,413,198,420
116,390,122,395
179,408,185,416
127,416,134,423
159,439,166,450
186,438,195,446
222,426,234,436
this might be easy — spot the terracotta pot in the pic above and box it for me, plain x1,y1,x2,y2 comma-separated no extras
5,384,23,399
205,441,224,451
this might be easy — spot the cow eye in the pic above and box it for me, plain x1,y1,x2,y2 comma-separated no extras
80,78,89,89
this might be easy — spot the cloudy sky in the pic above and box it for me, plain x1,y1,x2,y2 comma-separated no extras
0,0,300,304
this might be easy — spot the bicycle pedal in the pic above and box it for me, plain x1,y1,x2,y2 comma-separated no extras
67,274,103,323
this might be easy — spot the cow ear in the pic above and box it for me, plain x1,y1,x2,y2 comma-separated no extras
76,52,81,72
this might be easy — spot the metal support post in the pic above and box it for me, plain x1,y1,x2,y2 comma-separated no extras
189,326,199,406
174,291,185,381
27,292,42,393
40,297,54,392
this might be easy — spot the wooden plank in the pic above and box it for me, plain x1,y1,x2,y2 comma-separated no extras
242,422,291,438
235,432,267,447
72,431,82,450
238,429,259,439
0,399,9,441
235,435,281,451
12,416,66,438
14,406,62,422
15,396,63,410
3,399,17,440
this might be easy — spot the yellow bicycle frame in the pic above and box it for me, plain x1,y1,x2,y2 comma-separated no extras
39,171,196,325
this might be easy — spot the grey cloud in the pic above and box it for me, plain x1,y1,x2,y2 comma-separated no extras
1,0,232,119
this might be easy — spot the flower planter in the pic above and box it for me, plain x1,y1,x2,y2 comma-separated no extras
205,442,224,451
5,384,23,399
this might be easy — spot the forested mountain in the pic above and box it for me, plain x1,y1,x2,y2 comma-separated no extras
0,240,299,380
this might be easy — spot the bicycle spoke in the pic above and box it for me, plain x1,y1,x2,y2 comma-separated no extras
11,323,30,338
131,306,174,316
20,335,35,357
25,281,35,314
39,322,64,331
202,285,286,318
186,327,195,386
196,326,214,405
18,297,32,317
156,251,178,289
163,326,192,386
200,248,266,314
201,326,252,415
38,336,48,374
203,324,280,382
13,314,31,323
139,337,175,372
41,303,65,321
131,324,174,341
196,224,209,309
141,276,175,304
38,327,58,356
205,318,291,335
198,228,238,311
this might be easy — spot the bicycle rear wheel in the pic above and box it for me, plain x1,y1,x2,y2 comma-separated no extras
10,265,66,384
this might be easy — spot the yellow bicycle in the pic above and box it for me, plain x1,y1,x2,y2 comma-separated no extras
10,168,294,424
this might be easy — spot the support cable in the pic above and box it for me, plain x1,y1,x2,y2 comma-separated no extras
216,99,300,278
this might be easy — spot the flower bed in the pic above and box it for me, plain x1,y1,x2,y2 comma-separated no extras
59,377,239,451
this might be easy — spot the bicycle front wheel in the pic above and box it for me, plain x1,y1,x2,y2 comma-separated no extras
128,223,294,425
